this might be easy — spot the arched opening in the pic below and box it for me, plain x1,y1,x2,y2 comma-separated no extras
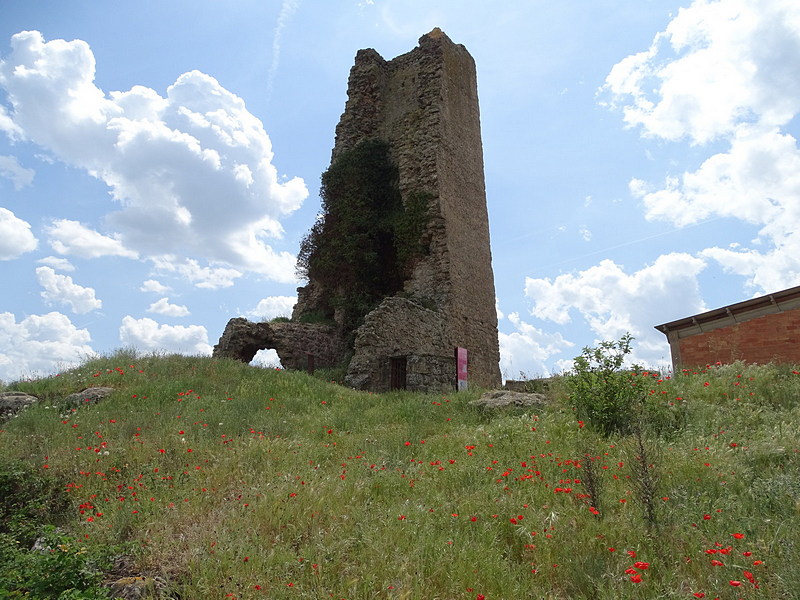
249,348,283,370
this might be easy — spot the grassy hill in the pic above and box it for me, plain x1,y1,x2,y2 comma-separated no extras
1,350,799,599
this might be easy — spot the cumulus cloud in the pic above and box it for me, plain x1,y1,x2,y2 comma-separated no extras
0,311,96,382
147,297,190,317
119,316,212,355
140,279,169,293
498,313,574,379
603,0,800,144
36,266,102,314
0,30,307,283
46,219,138,259
151,256,243,290
251,348,282,368
0,154,34,189
0,207,37,259
524,254,707,366
246,295,296,320
604,0,800,293
37,256,75,272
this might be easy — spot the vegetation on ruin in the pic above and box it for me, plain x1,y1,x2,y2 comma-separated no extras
296,139,431,340
1,346,799,599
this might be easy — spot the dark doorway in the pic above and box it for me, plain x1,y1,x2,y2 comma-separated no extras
390,356,407,390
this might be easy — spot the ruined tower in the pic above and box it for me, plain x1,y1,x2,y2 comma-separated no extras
214,29,501,392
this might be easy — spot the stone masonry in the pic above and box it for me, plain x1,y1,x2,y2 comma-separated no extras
214,29,501,392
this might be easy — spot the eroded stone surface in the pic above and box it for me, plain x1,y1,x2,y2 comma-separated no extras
471,390,549,409
216,29,501,393
213,317,341,371
62,387,116,407
0,391,38,421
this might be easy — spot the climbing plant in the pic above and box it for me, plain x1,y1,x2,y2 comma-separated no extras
296,139,431,339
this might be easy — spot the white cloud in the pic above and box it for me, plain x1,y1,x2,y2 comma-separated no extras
147,297,190,317
140,279,169,293
0,31,307,282
119,316,212,355
603,0,800,144
250,348,282,368
0,154,34,189
498,312,573,379
151,256,242,289
632,126,800,291
246,295,296,320
267,0,301,100
0,311,96,383
495,297,504,321
0,207,37,259
36,266,102,314
37,256,75,272
605,0,800,294
524,254,707,366
46,219,138,259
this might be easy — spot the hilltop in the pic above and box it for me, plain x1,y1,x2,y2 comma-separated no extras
1,350,799,599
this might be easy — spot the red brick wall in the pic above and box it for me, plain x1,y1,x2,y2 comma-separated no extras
677,309,800,368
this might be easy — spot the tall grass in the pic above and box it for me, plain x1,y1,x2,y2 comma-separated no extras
1,352,799,599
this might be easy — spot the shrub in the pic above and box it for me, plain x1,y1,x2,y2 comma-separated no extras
0,526,116,599
295,139,430,341
566,333,643,436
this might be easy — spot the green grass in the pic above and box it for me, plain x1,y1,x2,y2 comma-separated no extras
1,351,799,599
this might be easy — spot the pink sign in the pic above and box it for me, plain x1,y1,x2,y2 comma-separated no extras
456,347,468,391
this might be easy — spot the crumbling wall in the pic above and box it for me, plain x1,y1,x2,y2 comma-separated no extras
333,28,501,390
213,318,340,371
344,297,453,391
216,29,501,393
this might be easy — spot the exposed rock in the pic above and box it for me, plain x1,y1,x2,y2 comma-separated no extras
213,317,341,370
103,555,170,600
62,386,116,408
0,391,38,422
471,390,549,409
104,575,168,600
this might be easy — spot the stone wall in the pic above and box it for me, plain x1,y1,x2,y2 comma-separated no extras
335,28,501,391
215,29,501,393
213,318,340,371
344,297,453,391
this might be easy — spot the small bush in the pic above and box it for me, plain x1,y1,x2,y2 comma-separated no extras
0,461,69,546
0,526,116,599
566,334,644,436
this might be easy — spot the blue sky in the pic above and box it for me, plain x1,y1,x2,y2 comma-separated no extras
2,0,799,383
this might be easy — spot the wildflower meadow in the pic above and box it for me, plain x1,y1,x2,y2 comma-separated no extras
0,347,798,599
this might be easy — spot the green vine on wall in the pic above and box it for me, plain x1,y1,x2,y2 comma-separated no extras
296,138,431,341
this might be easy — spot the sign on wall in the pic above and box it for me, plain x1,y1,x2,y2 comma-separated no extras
456,347,468,391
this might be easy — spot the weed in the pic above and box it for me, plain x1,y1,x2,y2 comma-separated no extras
0,350,798,598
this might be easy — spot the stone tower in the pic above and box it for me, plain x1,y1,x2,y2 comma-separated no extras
214,28,501,392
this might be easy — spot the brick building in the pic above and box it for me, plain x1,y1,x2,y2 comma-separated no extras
655,285,800,370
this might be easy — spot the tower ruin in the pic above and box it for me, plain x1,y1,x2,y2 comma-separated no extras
214,28,501,392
